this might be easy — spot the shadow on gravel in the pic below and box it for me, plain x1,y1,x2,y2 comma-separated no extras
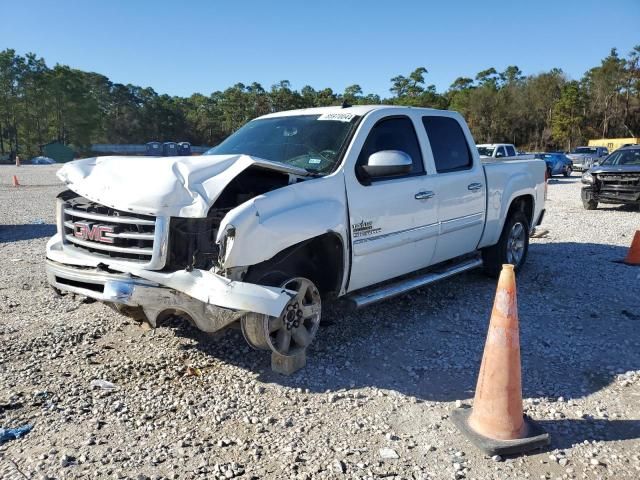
539,419,640,450
0,224,56,243
547,177,581,184
152,241,638,406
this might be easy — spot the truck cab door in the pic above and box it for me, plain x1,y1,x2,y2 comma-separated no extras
344,113,439,292
420,114,486,264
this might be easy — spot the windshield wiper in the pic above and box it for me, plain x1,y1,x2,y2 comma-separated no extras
302,168,324,177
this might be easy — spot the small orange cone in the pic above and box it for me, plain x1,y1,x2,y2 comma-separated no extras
624,231,640,266
12,175,20,187
451,264,549,456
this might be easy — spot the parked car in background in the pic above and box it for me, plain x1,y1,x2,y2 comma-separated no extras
477,143,517,160
534,153,573,177
567,146,608,171
581,145,640,210
30,156,56,165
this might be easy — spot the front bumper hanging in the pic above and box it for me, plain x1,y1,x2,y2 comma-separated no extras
46,235,293,333
46,260,246,332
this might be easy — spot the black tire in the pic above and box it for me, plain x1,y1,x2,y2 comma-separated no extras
564,166,572,177
583,199,598,210
546,167,553,178
482,211,530,277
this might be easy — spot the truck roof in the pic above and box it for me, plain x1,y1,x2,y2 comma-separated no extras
476,143,515,148
258,105,449,119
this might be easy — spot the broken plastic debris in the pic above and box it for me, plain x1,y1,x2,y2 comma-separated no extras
183,366,202,378
90,379,116,390
0,425,33,444
379,447,399,460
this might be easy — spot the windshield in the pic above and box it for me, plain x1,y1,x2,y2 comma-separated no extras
477,146,495,157
601,149,640,166
572,147,597,154
204,114,360,174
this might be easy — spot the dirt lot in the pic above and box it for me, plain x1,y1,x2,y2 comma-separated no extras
1,165,639,480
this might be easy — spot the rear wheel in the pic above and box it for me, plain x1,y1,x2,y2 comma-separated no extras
482,211,530,277
241,276,321,357
564,166,572,177
583,199,598,210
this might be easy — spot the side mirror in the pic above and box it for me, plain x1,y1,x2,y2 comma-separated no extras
361,150,412,179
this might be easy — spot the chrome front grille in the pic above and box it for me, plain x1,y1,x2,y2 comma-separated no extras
598,174,640,186
60,194,167,269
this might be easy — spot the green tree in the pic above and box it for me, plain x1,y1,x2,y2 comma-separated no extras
552,81,584,150
342,84,363,104
0,46,638,157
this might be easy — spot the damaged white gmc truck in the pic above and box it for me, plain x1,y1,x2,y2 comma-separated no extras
46,106,546,360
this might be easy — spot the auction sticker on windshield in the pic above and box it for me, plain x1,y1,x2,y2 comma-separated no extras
317,112,356,122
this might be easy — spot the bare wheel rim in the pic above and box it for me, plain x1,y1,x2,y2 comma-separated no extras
506,221,526,266
241,277,321,357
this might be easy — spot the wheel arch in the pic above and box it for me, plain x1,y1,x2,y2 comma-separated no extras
244,232,346,300
506,194,534,228
479,187,537,249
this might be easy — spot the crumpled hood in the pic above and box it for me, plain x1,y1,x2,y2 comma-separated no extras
57,154,308,217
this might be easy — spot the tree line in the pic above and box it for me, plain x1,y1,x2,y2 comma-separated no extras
1,46,638,158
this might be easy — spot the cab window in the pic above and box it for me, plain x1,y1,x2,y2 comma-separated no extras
421,116,473,173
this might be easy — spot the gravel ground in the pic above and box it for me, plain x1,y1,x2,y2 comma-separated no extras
1,165,639,480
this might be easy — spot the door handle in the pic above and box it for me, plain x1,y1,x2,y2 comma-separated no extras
467,183,483,191
414,191,435,200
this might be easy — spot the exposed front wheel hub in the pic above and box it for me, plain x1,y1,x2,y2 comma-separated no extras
241,277,322,357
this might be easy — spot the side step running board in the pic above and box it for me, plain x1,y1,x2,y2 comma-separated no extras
346,257,483,309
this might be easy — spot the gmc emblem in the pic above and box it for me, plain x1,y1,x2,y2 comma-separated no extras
73,222,114,244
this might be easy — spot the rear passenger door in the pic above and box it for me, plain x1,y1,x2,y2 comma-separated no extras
421,115,486,264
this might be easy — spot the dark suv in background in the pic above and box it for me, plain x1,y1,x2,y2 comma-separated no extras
581,146,640,210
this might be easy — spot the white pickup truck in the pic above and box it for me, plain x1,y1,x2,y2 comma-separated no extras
477,143,516,160
46,106,546,359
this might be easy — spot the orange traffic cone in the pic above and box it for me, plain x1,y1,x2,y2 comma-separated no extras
624,231,640,266
451,264,549,456
12,175,20,187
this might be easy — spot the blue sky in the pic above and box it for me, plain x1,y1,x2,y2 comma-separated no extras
2,0,638,97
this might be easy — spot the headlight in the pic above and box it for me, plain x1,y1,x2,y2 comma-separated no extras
581,172,594,184
218,225,236,266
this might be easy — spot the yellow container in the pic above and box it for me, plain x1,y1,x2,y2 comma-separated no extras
588,138,640,152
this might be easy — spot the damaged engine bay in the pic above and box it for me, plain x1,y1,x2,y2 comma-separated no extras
165,166,294,272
